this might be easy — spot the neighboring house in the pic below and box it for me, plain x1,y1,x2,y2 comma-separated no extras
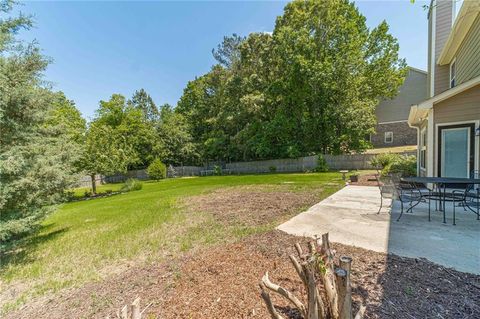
371,67,428,148
408,0,480,178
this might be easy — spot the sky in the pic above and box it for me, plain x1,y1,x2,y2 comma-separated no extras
18,0,430,120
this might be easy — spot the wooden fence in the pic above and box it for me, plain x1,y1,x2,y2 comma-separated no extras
76,152,416,186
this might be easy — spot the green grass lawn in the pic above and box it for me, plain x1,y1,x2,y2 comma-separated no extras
71,183,124,198
1,172,343,313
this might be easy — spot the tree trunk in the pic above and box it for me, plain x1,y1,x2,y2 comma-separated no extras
90,174,97,195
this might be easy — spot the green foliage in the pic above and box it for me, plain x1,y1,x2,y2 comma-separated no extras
147,159,167,180
213,165,222,176
0,2,80,246
121,178,143,192
384,155,417,177
315,155,329,172
371,153,417,177
177,0,406,162
128,88,159,122
370,153,398,169
269,165,277,173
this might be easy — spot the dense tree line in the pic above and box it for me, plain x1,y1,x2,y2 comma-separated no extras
177,0,407,161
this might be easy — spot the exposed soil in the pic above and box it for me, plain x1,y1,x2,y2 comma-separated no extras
184,186,321,226
5,185,479,319
349,174,380,187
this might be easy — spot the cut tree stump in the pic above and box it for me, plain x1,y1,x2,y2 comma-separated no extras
106,297,151,319
260,233,365,319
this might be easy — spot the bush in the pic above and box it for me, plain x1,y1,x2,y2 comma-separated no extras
147,159,167,180
371,153,416,177
213,165,222,176
315,154,329,172
370,153,397,169
269,165,277,173
121,178,143,192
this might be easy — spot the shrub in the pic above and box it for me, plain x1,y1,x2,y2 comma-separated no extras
121,178,143,192
269,165,277,173
371,153,417,177
370,153,397,169
384,155,417,177
315,154,329,172
213,165,222,176
147,159,167,180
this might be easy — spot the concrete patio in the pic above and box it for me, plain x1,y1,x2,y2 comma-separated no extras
277,185,480,274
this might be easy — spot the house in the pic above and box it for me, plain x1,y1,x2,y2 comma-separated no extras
371,67,428,148
408,0,480,178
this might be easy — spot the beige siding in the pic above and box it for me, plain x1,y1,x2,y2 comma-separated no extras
434,85,480,124
456,15,480,85
375,68,428,123
434,0,453,96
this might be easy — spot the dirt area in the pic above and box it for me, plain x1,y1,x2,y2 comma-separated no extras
8,230,479,319
5,185,479,319
184,186,320,226
349,173,380,187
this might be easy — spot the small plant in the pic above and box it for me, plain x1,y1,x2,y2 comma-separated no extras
147,158,167,180
213,165,222,176
84,189,92,197
269,165,277,173
121,178,143,192
315,154,329,172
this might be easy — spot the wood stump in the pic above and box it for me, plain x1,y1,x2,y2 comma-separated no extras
260,233,366,319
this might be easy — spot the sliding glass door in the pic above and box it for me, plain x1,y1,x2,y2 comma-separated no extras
438,124,475,178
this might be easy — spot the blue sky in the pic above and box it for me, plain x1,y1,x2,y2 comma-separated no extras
19,1,429,119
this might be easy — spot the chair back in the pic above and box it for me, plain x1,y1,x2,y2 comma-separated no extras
378,174,399,199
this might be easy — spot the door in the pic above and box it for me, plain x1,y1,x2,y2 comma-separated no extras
438,124,475,178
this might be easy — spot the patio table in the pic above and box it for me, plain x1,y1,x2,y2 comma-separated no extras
402,176,480,224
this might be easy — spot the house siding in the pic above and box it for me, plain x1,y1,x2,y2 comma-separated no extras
434,0,453,96
456,15,480,85
375,68,428,123
433,85,480,124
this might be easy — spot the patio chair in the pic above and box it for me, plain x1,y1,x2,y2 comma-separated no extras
392,174,424,221
377,174,423,221
451,170,480,225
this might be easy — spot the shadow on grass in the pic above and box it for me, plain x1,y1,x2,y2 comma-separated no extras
0,224,69,271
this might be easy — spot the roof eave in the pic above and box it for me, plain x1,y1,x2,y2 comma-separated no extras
437,2,480,65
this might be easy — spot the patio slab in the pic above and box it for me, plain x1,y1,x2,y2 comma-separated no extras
277,185,480,274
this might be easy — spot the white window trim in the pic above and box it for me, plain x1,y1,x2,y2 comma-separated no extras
420,128,427,171
384,132,393,144
450,57,456,88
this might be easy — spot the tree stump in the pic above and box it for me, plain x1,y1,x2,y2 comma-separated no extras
259,233,366,319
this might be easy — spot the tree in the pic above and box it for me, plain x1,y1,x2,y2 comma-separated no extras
212,33,245,68
178,0,406,161
128,88,159,122
157,104,198,165
46,91,86,144
94,94,160,169
79,121,135,194
0,1,80,246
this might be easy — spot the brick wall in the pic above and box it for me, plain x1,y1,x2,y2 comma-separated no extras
371,121,417,148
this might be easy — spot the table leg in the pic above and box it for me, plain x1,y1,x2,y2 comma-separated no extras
443,183,446,224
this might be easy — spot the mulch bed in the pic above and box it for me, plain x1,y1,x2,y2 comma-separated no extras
8,231,479,319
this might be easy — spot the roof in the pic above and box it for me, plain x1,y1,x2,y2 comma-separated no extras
408,75,480,126
437,1,480,65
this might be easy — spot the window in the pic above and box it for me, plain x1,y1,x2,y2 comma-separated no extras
420,128,427,170
384,132,393,144
450,59,456,88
